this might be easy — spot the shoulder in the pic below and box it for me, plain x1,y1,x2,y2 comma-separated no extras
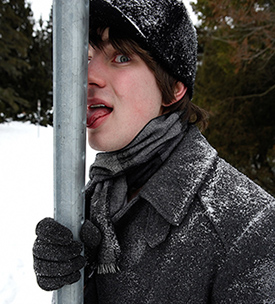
198,156,275,251
199,158,275,302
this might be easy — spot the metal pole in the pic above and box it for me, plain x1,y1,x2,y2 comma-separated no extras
53,0,89,303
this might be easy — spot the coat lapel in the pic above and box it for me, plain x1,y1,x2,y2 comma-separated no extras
141,126,218,227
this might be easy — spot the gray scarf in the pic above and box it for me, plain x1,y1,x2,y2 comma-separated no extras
85,111,188,274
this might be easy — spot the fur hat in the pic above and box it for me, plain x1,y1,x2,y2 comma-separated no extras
90,0,197,99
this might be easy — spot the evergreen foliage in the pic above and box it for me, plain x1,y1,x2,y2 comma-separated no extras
0,0,53,125
192,0,275,196
22,12,53,126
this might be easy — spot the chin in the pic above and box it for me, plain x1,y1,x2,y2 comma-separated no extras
88,139,114,152
88,132,133,152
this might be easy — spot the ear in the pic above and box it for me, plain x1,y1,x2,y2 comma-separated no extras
174,81,187,102
162,81,187,107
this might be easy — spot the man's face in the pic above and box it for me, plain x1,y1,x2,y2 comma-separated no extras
87,29,164,152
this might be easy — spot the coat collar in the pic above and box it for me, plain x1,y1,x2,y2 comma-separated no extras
140,125,218,227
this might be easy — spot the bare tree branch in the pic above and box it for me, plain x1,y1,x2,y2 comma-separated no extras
226,83,275,101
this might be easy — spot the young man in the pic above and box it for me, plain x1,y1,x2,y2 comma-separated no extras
33,0,275,303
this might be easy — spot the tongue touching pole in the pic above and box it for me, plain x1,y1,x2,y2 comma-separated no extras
53,0,89,303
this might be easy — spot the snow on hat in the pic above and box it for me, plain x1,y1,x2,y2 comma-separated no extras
90,0,198,99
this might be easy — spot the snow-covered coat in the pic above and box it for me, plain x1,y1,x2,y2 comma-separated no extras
85,125,275,304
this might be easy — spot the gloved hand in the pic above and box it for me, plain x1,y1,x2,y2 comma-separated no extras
33,217,101,291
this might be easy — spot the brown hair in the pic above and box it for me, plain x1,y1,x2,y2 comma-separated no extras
90,28,208,130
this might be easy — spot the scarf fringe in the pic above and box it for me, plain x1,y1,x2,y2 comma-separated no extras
97,263,120,275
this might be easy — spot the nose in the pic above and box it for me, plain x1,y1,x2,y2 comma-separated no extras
87,54,106,88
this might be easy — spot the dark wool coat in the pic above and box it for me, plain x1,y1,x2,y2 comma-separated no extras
85,125,275,304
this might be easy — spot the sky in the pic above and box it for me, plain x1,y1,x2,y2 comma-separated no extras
28,0,198,24
28,0,53,22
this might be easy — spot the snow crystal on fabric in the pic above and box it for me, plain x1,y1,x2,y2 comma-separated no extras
86,124,275,303
90,0,197,97
199,155,274,253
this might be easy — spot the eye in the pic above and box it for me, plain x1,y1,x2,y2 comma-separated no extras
113,54,131,63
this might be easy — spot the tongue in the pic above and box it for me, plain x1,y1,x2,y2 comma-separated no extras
87,107,112,126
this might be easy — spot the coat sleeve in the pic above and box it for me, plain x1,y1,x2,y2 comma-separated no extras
211,202,275,304
84,273,98,304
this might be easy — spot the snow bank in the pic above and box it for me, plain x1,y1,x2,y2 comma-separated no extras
0,121,96,304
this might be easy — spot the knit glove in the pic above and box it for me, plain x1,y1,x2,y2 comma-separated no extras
33,218,102,291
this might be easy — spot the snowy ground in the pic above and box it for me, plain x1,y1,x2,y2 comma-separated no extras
0,121,96,304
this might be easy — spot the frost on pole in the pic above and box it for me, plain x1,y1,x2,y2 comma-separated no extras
52,0,89,303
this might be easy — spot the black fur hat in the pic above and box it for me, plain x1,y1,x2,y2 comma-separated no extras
90,0,197,99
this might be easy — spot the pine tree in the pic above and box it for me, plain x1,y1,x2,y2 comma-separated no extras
20,9,53,126
192,0,275,195
0,0,53,125
0,0,33,122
